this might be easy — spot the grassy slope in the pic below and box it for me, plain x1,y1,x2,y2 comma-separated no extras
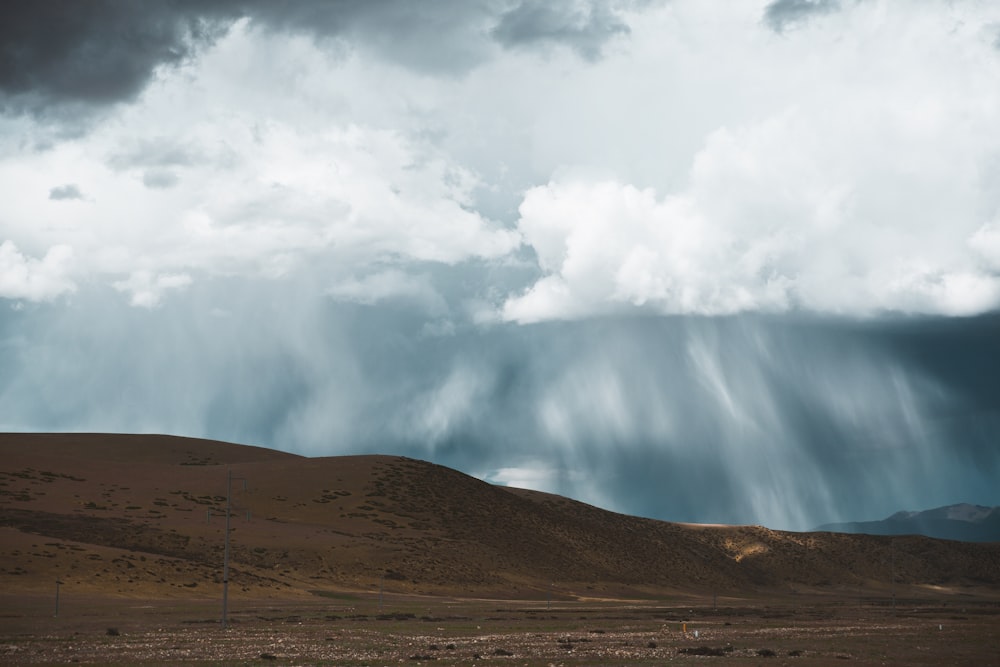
2,433,998,601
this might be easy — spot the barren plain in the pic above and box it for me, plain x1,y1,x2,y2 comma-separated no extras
1,433,998,665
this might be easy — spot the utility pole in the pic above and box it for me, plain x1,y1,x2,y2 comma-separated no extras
890,538,895,615
221,468,248,630
54,580,63,617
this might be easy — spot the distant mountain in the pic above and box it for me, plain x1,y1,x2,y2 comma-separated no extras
816,504,1000,543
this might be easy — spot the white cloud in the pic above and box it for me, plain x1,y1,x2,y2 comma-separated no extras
0,22,520,308
172,122,521,274
503,179,792,322
504,2,1000,321
504,162,1000,321
0,241,76,301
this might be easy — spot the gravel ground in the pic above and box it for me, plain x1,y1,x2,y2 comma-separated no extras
2,596,999,666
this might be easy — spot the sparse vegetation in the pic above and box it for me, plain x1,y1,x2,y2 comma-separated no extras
1,434,999,666
679,645,728,656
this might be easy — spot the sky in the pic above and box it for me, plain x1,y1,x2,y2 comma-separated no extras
2,0,999,531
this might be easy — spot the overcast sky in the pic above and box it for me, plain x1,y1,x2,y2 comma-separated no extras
2,0,999,530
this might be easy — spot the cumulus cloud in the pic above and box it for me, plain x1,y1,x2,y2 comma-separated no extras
503,2,1000,321
502,180,783,322
503,167,1000,320
0,241,76,301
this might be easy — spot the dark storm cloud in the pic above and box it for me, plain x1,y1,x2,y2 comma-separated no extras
0,0,233,117
1,0,638,122
246,0,502,74
48,183,84,201
877,314,1000,417
233,0,643,71
491,1,631,61
479,316,999,528
763,0,840,34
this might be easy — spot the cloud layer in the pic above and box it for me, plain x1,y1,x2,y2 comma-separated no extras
4,1,999,320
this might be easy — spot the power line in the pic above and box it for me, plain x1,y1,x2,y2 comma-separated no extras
220,468,248,630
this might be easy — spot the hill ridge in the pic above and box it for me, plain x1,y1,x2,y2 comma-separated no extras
2,433,999,600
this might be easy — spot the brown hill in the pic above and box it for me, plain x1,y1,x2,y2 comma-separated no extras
2,433,999,602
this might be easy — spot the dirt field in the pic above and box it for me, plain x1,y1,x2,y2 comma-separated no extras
3,437,999,665
2,591,998,666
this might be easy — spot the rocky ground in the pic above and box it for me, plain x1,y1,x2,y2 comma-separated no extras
2,592,998,666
